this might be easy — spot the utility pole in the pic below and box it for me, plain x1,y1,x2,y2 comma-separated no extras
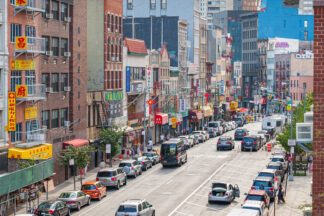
289,82,294,181
201,88,204,130
143,89,147,153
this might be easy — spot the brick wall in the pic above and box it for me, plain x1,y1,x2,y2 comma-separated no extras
313,1,324,215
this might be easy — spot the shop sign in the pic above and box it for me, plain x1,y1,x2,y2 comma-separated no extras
16,85,27,98
8,143,53,160
126,66,131,92
147,66,152,93
25,106,38,120
15,37,27,50
10,60,36,70
180,99,186,112
15,0,27,6
8,92,16,131
172,124,176,128
230,102,238,109
155,114,168,125
106,92,123,101
170,117,177,124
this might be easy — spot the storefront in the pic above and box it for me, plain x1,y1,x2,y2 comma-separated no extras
188,110,203,131
154,113,169,144
202,106,214,125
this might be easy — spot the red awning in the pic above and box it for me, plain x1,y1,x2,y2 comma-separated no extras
155,113,169,125
63,139,89,149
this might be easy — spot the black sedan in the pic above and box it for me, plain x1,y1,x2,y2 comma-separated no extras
34,201,70,216
135,156,153,171
217,136,234,151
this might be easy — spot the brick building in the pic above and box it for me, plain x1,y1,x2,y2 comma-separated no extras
313,1,324,215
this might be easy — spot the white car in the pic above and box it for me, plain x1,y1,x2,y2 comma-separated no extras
116,199,155,216
242,200,269,216
192,131,206,143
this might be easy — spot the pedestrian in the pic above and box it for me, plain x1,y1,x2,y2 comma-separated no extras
278,184,285,204
137,146,141,156
308,154,313,172
148,139,153,151
160,134,164,144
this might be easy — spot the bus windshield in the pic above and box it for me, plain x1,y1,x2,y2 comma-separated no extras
161,144,177,156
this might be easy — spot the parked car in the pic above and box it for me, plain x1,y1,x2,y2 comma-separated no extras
273,149,288,160
202,130,210,140
188,134,199,145
34,201,70,216
143,152,160,165
207,127,217,138
58,191,91,211
251,176,275,200
270,155,288,173
241,135,262,151
258,169,282,186
265,127,275,139
242,200,269,216
244,189,270,209
119,160,142,178
178,136,193,149
161,139,187,167
223,122,232,132
257,130,271,142
234,117,244,127
81,181,106,200
208,182,240,204
226,208,261,216
96,168,127,189
208,121,224,135
193,131,206,143
135,156,153,171
217,136,235,151
255,134,266,146
234,129,249,140
115,199,155,216
266,162,285,179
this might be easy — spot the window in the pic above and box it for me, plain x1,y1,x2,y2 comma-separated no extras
96,104,100,125
150,0,156,9
304,20,308,28
61,38,68,56
297,80,299,87
26,120,39,137
303,82,307,89
43,36,50,51
10,71,21,92
51,73,59,92
51,109,59,128
61,73,68,91
43,0,50,17
60,108,68,126
11,123,22,142
10,23,21,43
107,14,110,31
42,73,50,88
107,72,110,89
52,1,59,20
107,44,110,61
52,37,59,56
304,31,308,40
61,3,68,21
26,71,36,94
161,0,167,9
111,16,114,32
111,71,114,89
119,71,122,88
127,0,133,10
92,105,96,126
88,106,91,127
119,17,122,33
115,71,118,88
25,26,36,43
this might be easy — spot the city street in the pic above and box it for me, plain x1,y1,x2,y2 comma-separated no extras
70,122,276,216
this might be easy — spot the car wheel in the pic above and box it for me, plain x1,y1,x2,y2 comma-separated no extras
140,170,143,175
124,177,127,185
134,172,137,178
87,198,91,205
152,210,155,216
116,181,120,190
217,147,219,151
77,202,81,211
98,194,102,201
208,200,213,204
144,166,147,171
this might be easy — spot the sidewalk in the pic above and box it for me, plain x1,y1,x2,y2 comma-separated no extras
276,174,312,215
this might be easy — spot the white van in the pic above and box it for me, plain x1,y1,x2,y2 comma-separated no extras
226,208,260,216
262,116,285,133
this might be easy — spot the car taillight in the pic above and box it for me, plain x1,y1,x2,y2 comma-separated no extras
217,141,220,144
176,154,178,160
96,178,99,181
235,133,238,135
242,141,245,144
253,142,257,144
243,133,246,135
48,210,55,214
227,141,231,144
251,186,255,189
209,192,212,195
160,155,162,160
199,134,203,137
67,201,76,203
142,161,145,164
111,177,116,181
225,193,229,196
34,210,38,214
269,188,274,191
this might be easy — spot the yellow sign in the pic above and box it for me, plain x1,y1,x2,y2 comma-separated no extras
8,143,53,160
287,105,291,111
8,92,16,131
5,126,8,132
10,60,36,70
230,101,238,109
15,37,28,50
172,124,176,128
15,0,27,6
171,117,177,124
16,85,27,98
25,107,38,120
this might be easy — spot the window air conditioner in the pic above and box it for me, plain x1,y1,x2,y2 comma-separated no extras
64,52,71,57
46,87,53,93
45,51,53,56
296,122,313,143
64,86,71,92
64,121,70,127
64,17,71,22
45,13,53,19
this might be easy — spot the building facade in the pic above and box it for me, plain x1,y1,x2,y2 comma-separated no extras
242,0,262,11
257,39,268,83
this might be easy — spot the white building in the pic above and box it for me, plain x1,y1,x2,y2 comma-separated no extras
0,0,8,150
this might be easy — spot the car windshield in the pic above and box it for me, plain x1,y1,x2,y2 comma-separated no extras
118,205,137,212
59,192,76,198
38,202,54,210
143,153,153,157
161,144,177,156
97,171,114,177
272,158,284,163
208,122,218,127
192,132,201,135
81,185,96,190
219,138,230,141
119,163,132,167
259,172,274,178
253,181,271,187
247,195,264,201
243,137,255,142
242,206,261,213
236,130,245,133
212,183,227,189
267,165,280,170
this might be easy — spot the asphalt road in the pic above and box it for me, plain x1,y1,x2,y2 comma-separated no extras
75,121,277,216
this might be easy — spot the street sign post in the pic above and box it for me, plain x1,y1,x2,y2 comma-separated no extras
288,139,296,146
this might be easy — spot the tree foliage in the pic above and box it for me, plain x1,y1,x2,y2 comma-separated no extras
99,125,125,157
17,159,36,169
58,145,95,169
277,91,313,155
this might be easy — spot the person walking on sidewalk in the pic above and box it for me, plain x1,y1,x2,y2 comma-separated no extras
278,184,285,204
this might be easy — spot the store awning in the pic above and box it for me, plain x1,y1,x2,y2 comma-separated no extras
8,143,52,160
203,106,213,117
189,110,203,120
63,139,89,149
155,113,169,125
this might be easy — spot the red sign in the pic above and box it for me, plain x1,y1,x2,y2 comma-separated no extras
155,113,168,125
146,99,155,115
204,93,210,105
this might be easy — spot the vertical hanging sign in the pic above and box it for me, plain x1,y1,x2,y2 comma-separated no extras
180,99,186,112
8,92,16,131
126,66,131,92
147,66,152,93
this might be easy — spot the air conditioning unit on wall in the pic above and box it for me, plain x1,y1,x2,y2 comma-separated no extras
296,122,313,143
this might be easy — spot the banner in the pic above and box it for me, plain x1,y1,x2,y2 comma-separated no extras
8,92,16,131
106,92,123,101
180,99,186,112
16,85,27,98
25,107,38,120
126,66,131,92
15,37,27,50
10,60,36,70
15,0,27,6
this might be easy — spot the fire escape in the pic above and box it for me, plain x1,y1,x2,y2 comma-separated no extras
13,0,46,148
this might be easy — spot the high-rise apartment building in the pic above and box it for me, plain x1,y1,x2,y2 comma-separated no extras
242,0,262,11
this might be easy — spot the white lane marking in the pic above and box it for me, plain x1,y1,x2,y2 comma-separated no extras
175,211,191,215
166,179,173,185
168,163,226,216
185,201,221,211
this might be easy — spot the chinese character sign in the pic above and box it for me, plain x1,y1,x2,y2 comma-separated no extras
180,99,186,113
16,85,27,98
126,66,131,92
15,0,27,6
8,92,16,131
25,107,38,120
15,37,27,50
147,66,152,93
10,60,36,70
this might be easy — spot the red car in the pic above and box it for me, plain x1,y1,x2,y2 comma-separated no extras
81,181,106,200
244,189,270,208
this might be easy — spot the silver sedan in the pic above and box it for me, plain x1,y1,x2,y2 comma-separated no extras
58,191,91,211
